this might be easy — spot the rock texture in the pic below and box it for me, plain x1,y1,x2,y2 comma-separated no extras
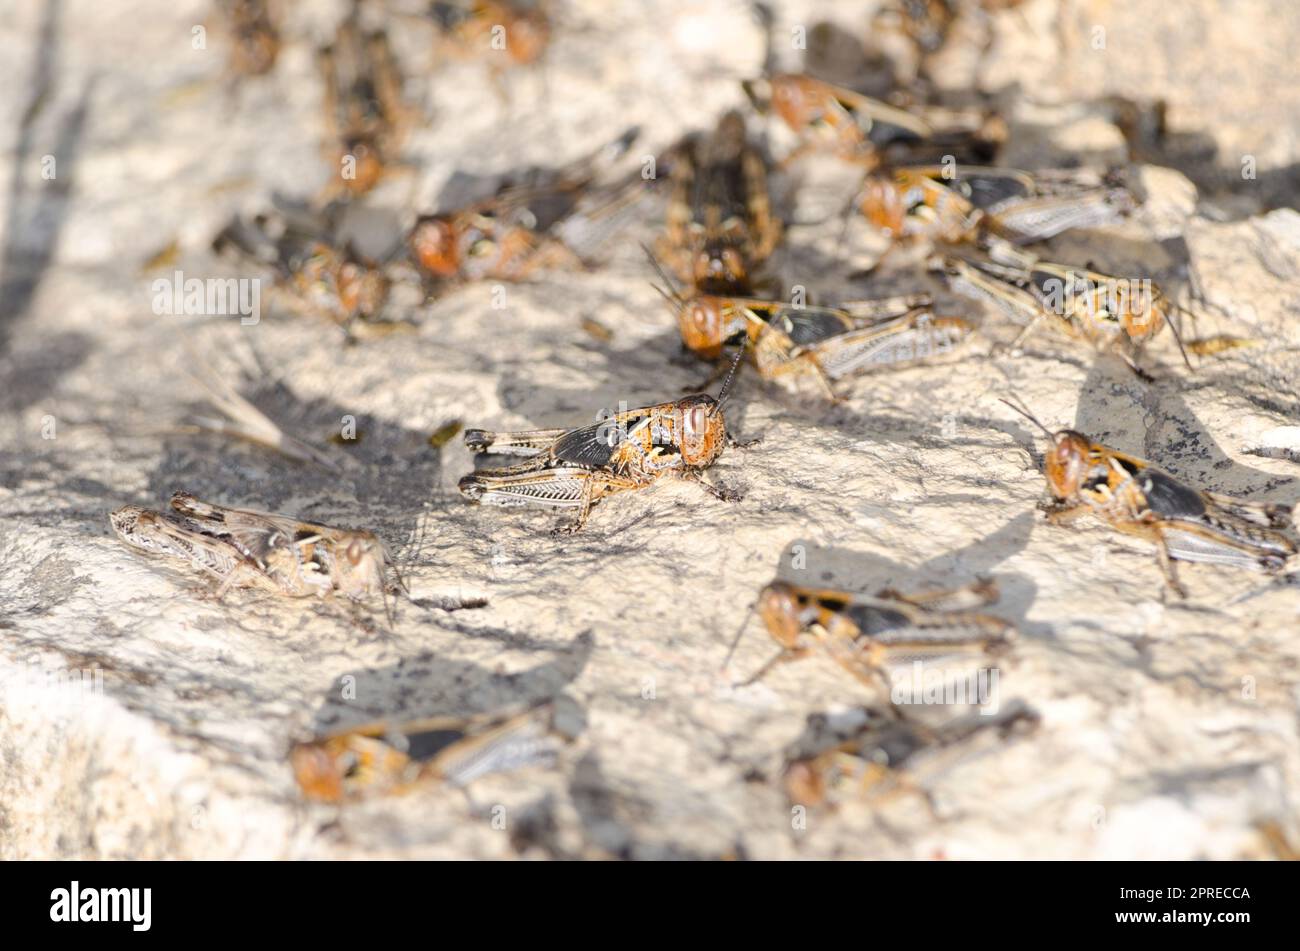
1,0,1298,858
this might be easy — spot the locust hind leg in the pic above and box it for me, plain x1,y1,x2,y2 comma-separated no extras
1154,535,1189,599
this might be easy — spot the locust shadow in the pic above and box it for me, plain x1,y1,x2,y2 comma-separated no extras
139,364,451,568
1069,357,1296,499
0,2,95,356
775,510,1053,639
303,629,593,734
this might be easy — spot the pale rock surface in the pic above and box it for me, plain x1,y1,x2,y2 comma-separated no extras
0,0,1297,858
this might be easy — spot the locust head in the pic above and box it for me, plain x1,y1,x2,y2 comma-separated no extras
329,531,388,601
757,581,804,650
290,732,404,803
676,393,727,467
674,296,731,359
409,215,461,278
1044,430,1095,501
693,243,749,295
858,173,907,236
337,136,384,195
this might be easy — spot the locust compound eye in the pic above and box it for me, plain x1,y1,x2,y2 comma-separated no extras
346,539,363,566
684,405,708,437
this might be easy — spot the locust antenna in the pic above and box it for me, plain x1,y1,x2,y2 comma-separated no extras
709,345,746,417
999,396,1055,439
1165,301,1196,371
720,601,757,673
641,243,684,307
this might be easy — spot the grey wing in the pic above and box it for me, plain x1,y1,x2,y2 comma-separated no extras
169,493,309,565
995,190,1128,243
551,413,648,467
773,306,855,346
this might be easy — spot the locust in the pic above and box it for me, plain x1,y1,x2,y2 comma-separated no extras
783,699,1040,811
1002,398,1298,597
944,255,1193,376
319,15,408,198
408,128,641,288
217,0,280,76
724,577,1016,690
859,165,1133,246
459,354,743,534
428,0,551,69
743,73,1004,168
656,110,781,295
291,699,573,803
212,202,393,337
646,251,967,399
110,491,402,620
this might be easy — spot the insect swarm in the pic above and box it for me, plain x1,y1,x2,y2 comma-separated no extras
1002,399,1298,597
724,577,1016,691
110,491,403,621
657,110,782,295
291,700,573,803
647,250,968,399
783,700,1040,811
459,353,743,534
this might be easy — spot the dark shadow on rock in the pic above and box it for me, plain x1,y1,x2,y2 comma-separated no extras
305,629,594,732
1071,357,1296,498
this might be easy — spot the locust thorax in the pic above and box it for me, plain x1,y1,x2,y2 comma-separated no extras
1045,430,1093,500
858,174,906,236
676,394,726,466
676,296,727,359
409,216,460,278
758,582,804,650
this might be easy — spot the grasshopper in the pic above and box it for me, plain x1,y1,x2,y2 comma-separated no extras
783,699,1040,811
724,577,1015,690
319,15,408,198
944,255,1193,375
743,73,1003,168
657,110,782,295
110,492,403,620
212,202,393,336
859,165,1133,245
408,128,641,288
646,251,967,399
428,0,551,68
291,700,572,803
459,354,743,534
1003,399,1297,597
218,0,280,76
